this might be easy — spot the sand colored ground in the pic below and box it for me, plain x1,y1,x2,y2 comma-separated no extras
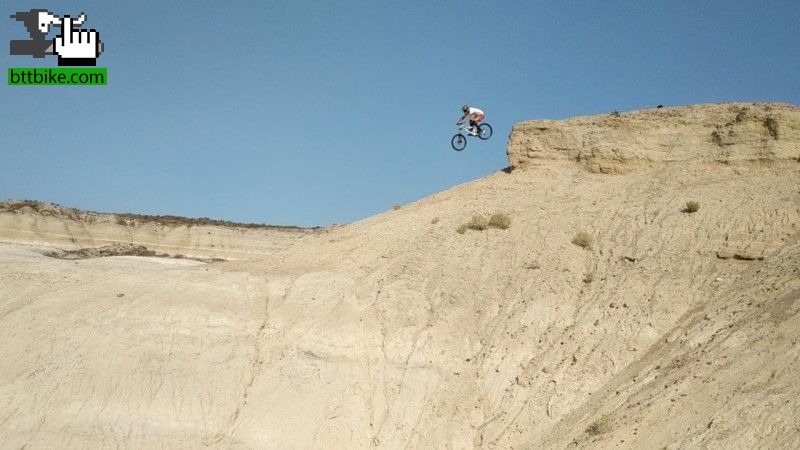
1,103,799,448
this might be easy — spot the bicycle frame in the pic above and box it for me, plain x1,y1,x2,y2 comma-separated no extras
456,122,480,136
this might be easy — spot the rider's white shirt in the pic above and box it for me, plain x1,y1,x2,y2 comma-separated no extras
467,107,484,116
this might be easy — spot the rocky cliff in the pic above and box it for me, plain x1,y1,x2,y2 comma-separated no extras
507,103,800,173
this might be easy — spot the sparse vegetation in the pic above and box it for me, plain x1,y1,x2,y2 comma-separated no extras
431,217,440,224
685,201,700,213
466,215,489,231
572,231,593,249
488,213,511,230
585,422,603,436
526,260,541,270
763,116,779,139
711,130,725,147
392,204,402,210
582,272,594,283
585,415,612,436
0,199,44,213
456,213,511,234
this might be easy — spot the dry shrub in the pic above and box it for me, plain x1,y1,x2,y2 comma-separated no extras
572,231,593,249
685,201,700,213
431,217,440,224
763,116,779,139
711,130,725,146
467,215,489,231
488,213,511,230
456,224,467,234
582,272,594,283
585,414,613,436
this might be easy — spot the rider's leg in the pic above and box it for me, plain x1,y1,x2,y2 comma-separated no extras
469,114,486,136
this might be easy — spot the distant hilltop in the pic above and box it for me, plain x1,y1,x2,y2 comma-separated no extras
0,199,315,231
0,200,319,260
507,102,800,173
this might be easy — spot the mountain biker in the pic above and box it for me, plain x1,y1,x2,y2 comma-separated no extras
457,105,485,136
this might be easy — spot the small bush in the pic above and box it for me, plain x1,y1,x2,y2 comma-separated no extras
456,224,467,234
685,201,700,213
466,215,489,231
763,117,779,139
526,260,541,270
572,231,593,249
488,213,511,230
711,130,725,147
431,217,440,224
582,272,594,283
392,204,402,210
585,415,612,436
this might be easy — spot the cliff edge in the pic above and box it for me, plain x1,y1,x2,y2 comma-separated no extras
507,102,800,173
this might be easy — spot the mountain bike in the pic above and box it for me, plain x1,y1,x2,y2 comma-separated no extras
451,122,493,151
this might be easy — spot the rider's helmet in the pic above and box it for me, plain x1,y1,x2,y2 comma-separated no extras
462,105,469,112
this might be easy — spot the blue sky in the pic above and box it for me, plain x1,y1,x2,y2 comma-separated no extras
2,1,798,226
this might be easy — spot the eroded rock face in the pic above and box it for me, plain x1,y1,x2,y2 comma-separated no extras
507,103,800,172
0,200,317,260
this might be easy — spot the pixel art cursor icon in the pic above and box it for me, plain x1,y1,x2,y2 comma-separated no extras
10,9,104,66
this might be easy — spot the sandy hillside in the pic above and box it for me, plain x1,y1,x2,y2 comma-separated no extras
1,102,799,449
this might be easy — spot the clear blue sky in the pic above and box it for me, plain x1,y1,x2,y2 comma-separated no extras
2,1,798,226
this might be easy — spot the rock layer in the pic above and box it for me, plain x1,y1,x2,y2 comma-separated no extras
507,103,800,173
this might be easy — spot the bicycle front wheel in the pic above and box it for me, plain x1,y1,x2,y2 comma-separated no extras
478,123,493,140
451,134,467,151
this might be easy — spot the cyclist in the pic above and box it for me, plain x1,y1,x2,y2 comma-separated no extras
457,105,485,136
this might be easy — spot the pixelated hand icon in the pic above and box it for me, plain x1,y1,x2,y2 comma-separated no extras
53,14,104,66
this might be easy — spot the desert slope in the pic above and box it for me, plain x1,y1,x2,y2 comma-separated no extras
0,102,798,449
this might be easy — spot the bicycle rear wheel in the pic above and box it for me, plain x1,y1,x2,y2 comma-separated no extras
478,123,493,140
451,134,467,151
